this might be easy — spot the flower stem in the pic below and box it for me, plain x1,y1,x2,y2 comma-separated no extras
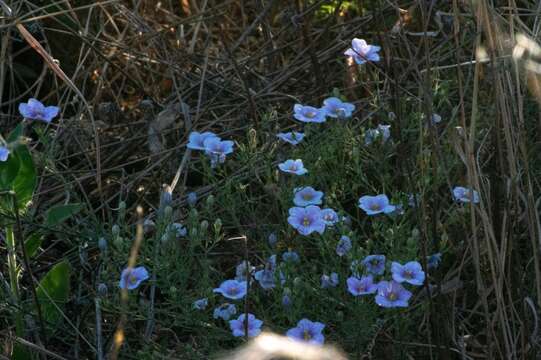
6,224,23,336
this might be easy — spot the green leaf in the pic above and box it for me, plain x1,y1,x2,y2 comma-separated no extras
24,233,43,258
10,144,36,210
0,150,20,190
36,260,71,328
45,203,84,226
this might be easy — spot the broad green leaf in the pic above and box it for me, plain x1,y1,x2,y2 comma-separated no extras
24,233,43,258
10,144,36,210
0,150,20,190
36,260,71,328
11,343,31,360
45,203,84,226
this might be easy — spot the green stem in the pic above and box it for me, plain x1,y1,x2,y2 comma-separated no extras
6,224,23,336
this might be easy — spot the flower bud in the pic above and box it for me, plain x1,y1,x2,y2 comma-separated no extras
187,192,197,206
206,194,215,207
112,224,120,238
97,283,108,297
213,218,222,234
200,220,209,232
143,219,156,234
118,201,126,220
113,236,123,248
164,205,173,219
98,237,107,252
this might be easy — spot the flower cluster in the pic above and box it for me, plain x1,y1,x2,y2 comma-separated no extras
187,131,235,168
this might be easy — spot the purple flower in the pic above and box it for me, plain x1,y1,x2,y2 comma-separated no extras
286,319,325,345
213,303,237,320
358,194,396,215
193,298,208,310
391,261,425,286
344,38,381,65
18,98,60,123
322,97,355,119
119,266,149,290
293,186,324,207
365,124,391,145
287,206,326,236
293,104,326,123
277,132,305,145
427,253,442,269
187,131,219,150
320,272,339,289
278,159,308,175
0,146,9,162
362,255,386,275
375,280,412,308
452,186,480,204
282,251,300,263
336,235,352,257
213,279,247,300
321,208,339,225
229,313,263,338
347,275,378,296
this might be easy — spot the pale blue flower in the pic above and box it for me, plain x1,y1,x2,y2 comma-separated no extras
288,206,326,236
320,273,339,289
235,260,254,282
344,38,381,65
119,266,149,290
278,159,308,175
277,132,305,145
282,293,292,307
362,255,386,275
452,186,480,204
391,261,425,286
229,313,263,338
365,124,391,145
375,280,412,308
347,275,377,296
322,97,355,119
293,104,326,123
167,223,187,238
293,186,324,206
193,298,208,310
187,131,218,150
187,192,197,206
320,208,339,225
203,137,234,166
0,146,9,162
358,194,396,215
336,235,352,257
286,319,325,345
19,98,60,123
431,113,442,124
213,303,237,320
213,279,247,300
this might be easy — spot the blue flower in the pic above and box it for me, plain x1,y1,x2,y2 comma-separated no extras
19,98,60,123
427,253,442,269
336,235,352,257
320,272,339,289
287,206,326,236
293,186,324,206
167,223,187,238
452,186,480,204
193,298,208,310
254,269,276,290
344,38,381,65
431,113,442,124
119,266,149,290
347,275,377,296
187,131,219,150
235,260,255,282
187,192,198,206
362,255,386,275
229,313,263,338
365,124,391,145
320,208,339,225
391,261,425,286
213,279,247,300
213,303,237,320
375,280,412,308
358,194,396,215
282,251,300,263
268,232,278,247
0,146,9,162
282,293,292,308
203,137,234,166
277,132,305,145
286,319,325,345
293,104,326,123
278,159,308,175
322,97,355,119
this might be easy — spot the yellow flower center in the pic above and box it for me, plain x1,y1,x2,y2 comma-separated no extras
369,203,381,211
303,330,312,340
302,193,313,200
305,111,316,118
303,217,311,226
129,275,138,284
388,292,397,301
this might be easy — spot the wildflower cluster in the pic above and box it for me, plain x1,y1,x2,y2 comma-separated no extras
187,131,235,167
